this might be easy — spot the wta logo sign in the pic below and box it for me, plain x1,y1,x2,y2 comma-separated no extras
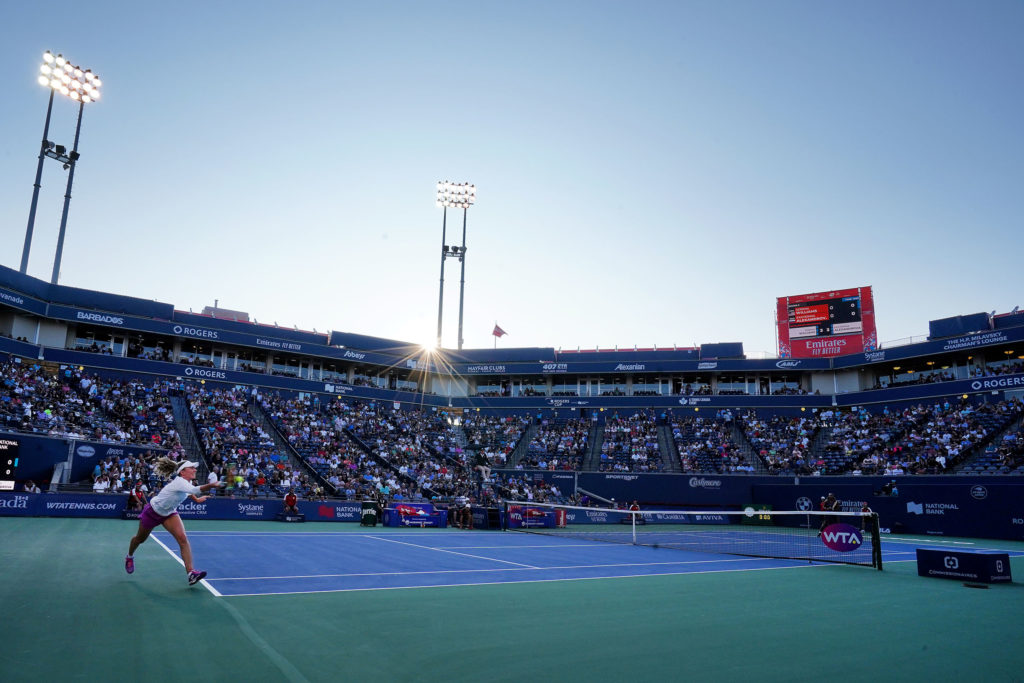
820,523,863,552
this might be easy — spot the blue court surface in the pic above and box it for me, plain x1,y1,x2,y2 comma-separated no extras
150,529,1024,597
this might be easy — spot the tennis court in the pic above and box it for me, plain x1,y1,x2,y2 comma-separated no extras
155,528,851,596
3,517,1023,682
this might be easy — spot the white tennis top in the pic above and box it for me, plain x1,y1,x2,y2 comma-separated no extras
149,476,202,516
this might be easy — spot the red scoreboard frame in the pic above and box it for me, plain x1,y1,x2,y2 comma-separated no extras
776,286,877,358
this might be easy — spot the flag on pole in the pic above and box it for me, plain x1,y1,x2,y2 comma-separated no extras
492,324,507,338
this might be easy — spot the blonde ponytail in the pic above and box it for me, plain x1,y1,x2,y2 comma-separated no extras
153,457,178,478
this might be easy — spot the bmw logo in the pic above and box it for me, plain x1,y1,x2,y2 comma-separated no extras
796,496,812,511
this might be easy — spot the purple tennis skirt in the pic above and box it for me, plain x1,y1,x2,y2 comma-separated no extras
139,503,177,530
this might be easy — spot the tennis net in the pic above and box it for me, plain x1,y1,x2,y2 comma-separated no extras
503,501,882,569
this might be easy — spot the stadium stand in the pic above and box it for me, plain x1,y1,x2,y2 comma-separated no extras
523,417,591,470
187,385,313,498
598,410,663,472
669,412,753,474
3,261,1024,538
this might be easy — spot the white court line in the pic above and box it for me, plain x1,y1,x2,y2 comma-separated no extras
882,537,977,546
160,533,609,550
151,534,222,596
209,555,766,581
881,538,1024,554
364,534,540,569
176,531,475,536
217,562,827,598
433,544,613,550
159,533,601,550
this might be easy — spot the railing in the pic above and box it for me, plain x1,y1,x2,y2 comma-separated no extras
879,335,931,348
170,394,210,475
250,399,337,496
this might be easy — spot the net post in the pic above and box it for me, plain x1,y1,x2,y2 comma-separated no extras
805,512,813,563
871,512,883,570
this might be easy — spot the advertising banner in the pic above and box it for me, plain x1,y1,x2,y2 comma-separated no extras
0,492,363,522
777,286,876,359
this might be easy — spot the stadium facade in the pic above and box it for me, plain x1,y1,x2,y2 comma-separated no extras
2,263,1023,540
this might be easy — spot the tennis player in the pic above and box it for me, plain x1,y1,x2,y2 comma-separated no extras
125,458,224,585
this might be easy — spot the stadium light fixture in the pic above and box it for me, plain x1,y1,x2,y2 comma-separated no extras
434,181,476,350
436,181,476,209
21,50,102,283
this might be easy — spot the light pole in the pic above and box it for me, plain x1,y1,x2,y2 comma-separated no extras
21,51,102,282
435,181,475,349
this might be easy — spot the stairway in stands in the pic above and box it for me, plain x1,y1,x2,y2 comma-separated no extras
955,412,1024,475
335,423,431,497
506,421,537,468
169,393,210,478
728,422,766,473
580,420,603,471
804,425,835,472
249,400,336,495
657,423,681,472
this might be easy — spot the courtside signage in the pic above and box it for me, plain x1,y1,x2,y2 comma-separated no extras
820,523,863,552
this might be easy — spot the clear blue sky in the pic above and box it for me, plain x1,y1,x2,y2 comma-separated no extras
1,1,1022,356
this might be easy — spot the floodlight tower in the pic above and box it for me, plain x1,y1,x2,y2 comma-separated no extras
21,50,102,283
435,181,476,349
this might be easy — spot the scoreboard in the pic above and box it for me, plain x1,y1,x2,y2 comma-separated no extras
0,439,19,491
777,287,877,359
787,295,862,339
